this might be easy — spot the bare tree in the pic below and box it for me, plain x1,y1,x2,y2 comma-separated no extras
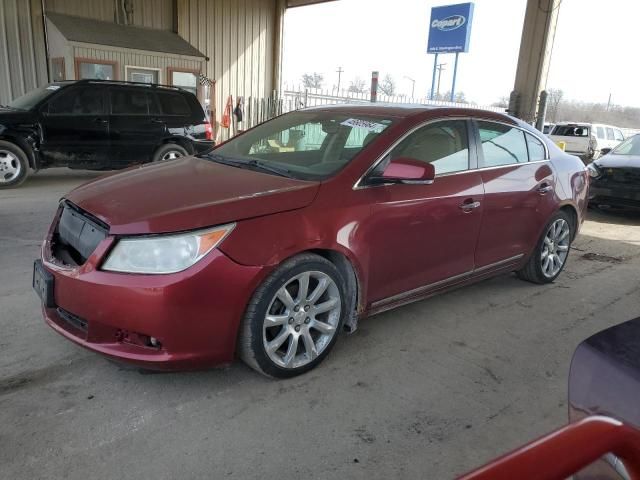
491,96,510,108
546,88,564,122
347,77,367,94
301,72,323,89
378,74,396,96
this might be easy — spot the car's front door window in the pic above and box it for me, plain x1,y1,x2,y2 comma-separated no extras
388,120,470,175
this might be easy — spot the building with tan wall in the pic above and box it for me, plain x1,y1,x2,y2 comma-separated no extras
0,0,333,134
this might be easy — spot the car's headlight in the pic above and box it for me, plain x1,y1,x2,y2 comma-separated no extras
102,223,235,274
586,163,601,179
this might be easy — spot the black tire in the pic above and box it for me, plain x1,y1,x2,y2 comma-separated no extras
152,143,188,163
517,210,574,284
0,140,29,188
239,253,347,378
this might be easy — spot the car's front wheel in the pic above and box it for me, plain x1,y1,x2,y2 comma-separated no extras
517,210,574,284
0,140,29,188
239,253,346,378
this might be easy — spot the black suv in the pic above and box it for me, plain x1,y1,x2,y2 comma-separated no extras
0,80,214,188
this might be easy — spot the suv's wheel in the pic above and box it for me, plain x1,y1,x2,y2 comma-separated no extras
517,210,574,284
0,140,29,188
239,253,347,378
152,143,188,162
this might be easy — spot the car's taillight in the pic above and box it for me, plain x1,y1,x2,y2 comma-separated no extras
205,121,213,141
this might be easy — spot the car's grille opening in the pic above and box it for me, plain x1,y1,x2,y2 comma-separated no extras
57,307,88,332
51,201,109,266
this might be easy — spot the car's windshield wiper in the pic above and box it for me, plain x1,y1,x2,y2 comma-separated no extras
206,153,293,178
0,104,20,111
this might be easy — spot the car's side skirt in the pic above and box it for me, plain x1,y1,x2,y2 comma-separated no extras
366,254,525,317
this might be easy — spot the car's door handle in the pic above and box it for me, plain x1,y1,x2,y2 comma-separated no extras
537,183,553,194
459,200,481,211
150,118,164,124
93,117,108,124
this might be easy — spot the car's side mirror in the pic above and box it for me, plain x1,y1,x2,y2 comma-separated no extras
368,157,435,185
600,147,612,156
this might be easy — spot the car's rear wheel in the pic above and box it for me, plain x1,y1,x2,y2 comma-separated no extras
152,143,188,162
239,253,346,378
0,140,29,188
517,210,573,284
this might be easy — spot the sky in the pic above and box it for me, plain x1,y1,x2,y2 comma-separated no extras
282,0,640,107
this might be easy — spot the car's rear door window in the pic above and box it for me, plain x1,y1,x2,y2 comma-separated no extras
156,91,190,116
389,120,469,175
477,121,528,167
525,133,546,161
596,126,605,139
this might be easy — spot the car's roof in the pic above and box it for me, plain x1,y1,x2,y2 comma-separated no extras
53,79,188,93
301,103,513,121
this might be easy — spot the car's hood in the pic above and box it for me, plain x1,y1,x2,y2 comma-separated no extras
66,157,320,235
0,110,34,126
595,154,640,169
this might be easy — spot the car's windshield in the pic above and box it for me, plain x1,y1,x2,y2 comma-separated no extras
611,134,640,155
6,84,63,111
552,125,589,137
210,111,395,180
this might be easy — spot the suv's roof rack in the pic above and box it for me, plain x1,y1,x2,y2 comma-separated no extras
74,79,184,91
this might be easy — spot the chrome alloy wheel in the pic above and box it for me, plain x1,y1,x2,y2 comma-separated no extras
263,271,341,369
161,150,184,161
0,149,21,184
541,218,570,278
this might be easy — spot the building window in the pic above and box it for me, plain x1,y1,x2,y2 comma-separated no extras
168,68,198,97
51,58,65,81
75,59,117,80
126,66,160,84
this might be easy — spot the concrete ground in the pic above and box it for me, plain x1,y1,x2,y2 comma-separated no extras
1,168,640,479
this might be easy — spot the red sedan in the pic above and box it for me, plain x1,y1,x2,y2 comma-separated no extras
33,105,588,377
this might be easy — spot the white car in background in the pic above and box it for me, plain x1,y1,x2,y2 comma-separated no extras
549,122,625,162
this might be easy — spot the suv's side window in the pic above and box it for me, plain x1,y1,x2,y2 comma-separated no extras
47,87,105,115
388,120,469,175
596,126,605,139
606,127,615,140
477,121,528,167
110,89,158,115
614,129,624,141
156,91,191,116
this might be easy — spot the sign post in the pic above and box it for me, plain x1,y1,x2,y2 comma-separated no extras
427,2,474,102
370,71,379,103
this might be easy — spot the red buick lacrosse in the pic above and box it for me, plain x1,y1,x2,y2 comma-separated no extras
34,105,588,377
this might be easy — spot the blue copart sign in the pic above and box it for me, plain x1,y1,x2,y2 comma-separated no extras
427,2,474,53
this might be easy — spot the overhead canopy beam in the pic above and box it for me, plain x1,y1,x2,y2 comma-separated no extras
509,0,561,123
286,0,338,8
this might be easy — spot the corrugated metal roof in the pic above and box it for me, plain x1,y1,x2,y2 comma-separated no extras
46,12,205,58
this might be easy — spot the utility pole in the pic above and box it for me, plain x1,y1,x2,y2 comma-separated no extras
404,76,415,99
436,63,446,100
336,66,344,95
607,92,612,111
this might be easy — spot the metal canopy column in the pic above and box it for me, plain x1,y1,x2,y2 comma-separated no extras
509,0,561,123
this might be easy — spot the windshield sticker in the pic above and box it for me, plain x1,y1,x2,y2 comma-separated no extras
341,118,387,132
46,85,61,90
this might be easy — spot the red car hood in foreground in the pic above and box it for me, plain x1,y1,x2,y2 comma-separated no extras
66,157,320,234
